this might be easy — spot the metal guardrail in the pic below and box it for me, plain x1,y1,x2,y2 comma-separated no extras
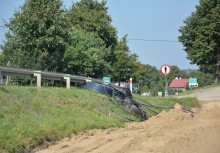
0,66,103,88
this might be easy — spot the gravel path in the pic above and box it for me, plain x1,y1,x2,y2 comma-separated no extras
181,86,220,102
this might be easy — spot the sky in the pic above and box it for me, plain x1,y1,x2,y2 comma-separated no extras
0,0,200,70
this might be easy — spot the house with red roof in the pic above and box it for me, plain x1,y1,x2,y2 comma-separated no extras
169,78,189,91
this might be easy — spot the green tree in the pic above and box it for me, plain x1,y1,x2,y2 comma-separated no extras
0,52,5,65
188,71,214,87
178,0,220,82
111,36,141,85
64,29,111,78
1,0,69,71
128,53,142,82
137,64,163,96
68,0,117,64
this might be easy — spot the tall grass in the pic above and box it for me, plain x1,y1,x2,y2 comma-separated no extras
0,86,124,153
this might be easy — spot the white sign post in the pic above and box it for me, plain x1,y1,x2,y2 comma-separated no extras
160,64,172,97
130,78,132,94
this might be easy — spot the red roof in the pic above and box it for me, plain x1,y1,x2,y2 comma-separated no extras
169,78,189,88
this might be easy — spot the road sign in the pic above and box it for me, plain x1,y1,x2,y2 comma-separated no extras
189,77,197,83
103,77,111,83
158,92,163,97
160,64,171,97
160,64,171,75
189,77,198,88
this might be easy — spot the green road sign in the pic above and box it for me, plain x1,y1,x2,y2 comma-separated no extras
103,77,111,83
189,78,197,83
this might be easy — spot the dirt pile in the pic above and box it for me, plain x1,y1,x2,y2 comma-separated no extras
35,102,220,153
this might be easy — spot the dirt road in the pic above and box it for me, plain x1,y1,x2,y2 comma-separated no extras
35,86,220,153
186,86,220,102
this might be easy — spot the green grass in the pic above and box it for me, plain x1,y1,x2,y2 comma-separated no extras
133,94,200,117
0,86,200,153
134,95,200,108
0,86,125,153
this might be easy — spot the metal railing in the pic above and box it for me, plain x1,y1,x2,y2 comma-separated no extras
0,66,103,89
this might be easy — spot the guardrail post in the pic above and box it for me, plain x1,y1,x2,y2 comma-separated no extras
64,75,70,89
34,71,41,88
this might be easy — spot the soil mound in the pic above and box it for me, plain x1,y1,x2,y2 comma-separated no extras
35,102,220,153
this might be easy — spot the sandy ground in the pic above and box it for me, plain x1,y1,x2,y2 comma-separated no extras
35,86,220,153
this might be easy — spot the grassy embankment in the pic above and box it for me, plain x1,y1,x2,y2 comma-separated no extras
134,94,200,108
133,94,200,117
0,86,125,152
0,86,199,153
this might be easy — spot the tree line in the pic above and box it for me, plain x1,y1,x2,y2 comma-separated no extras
0,0,218,95
179,0,220,83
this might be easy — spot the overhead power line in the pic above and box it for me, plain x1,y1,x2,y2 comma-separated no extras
127,38,178,42
0,26,179,43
